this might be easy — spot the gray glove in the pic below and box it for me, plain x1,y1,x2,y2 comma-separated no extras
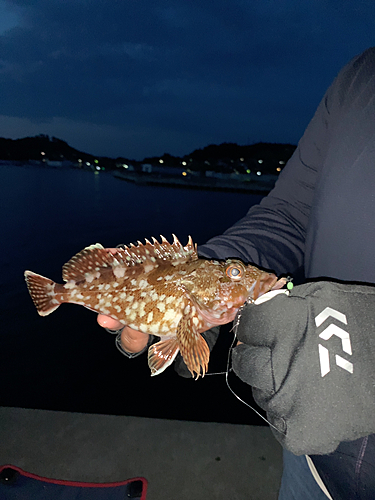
232,281,375,455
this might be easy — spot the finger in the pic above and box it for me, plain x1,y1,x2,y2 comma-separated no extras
97,314,123,330
120,326,149,353
232,343,274,393
236,294,291,344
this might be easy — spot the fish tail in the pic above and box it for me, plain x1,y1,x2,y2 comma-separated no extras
24,271,60,316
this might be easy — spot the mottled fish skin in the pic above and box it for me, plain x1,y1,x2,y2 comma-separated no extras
24,235,286,378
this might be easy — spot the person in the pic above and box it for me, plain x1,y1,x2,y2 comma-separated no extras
98,47,375,499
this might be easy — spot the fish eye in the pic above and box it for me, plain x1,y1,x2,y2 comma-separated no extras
225,263,243,281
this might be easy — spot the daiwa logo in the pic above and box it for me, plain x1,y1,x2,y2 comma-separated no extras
315,307,353,377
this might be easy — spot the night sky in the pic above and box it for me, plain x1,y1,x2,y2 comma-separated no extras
0,1,374,160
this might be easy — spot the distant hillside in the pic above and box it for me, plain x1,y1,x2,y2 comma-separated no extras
0,135,296,174
0,135,118,168
140,142,297,175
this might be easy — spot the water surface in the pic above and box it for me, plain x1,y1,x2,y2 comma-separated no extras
0,164,266,424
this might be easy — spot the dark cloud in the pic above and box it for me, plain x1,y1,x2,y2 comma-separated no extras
0,0,374,158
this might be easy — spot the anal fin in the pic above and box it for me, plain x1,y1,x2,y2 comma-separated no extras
148,338,180,376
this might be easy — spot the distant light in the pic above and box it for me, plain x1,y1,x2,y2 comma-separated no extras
182,171,187,176
246,169,251,174
258,159,263,164
101,167,105,171
256,171,262,176
96,166,100,170
182,161,187,166
240,157,245,162
94,159,99,164
41,151,45,156
276,167,281,172
159,159,164,164
78,159,82,163
122,164,128,169
86,162,91,166
279,160,285,165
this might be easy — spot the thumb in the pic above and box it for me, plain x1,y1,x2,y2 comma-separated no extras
235,289,305,346
97,314,123,330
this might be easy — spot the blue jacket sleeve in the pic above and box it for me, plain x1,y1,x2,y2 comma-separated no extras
198,97,329,275
198,48,375,277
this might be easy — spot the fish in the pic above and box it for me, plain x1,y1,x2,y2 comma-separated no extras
24,235,287,378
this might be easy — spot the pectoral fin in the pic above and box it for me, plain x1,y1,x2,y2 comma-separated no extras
148,338,180,376
177,313,210,379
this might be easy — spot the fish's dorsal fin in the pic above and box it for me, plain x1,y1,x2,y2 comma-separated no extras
62,236,197,283
116,234,198,266
62,243,113,282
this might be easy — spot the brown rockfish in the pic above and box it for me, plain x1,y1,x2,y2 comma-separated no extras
25,235,286,378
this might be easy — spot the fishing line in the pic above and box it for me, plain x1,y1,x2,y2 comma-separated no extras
206,300,286,435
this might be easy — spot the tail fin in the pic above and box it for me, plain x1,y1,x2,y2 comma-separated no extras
24,271,60,316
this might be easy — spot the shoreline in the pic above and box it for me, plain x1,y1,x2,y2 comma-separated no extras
0,161,279,194
113,171,277,194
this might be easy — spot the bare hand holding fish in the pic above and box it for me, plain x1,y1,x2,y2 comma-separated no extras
25,235,286,378
97,313,149,354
